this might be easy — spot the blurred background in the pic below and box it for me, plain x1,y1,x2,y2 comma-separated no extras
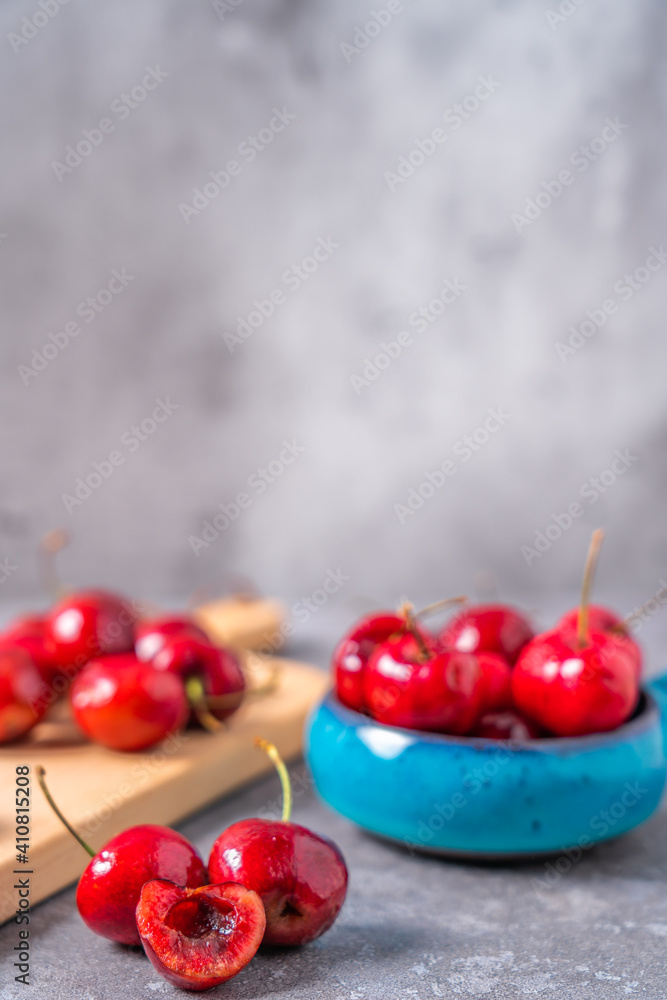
1,0,666,663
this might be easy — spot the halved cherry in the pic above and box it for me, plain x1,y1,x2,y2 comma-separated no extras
136,880,266,991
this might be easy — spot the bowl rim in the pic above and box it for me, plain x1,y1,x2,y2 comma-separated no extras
321,688,661,752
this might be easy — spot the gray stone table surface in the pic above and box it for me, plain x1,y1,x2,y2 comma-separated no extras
2,602,667,998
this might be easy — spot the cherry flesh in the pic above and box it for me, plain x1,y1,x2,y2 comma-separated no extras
136,880,265,991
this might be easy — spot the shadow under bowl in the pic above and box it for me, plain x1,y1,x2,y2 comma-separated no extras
305,691,667,858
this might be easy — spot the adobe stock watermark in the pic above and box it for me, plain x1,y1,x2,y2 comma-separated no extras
29,598,149,718
625,579,667,635
61,398,180,514
223,236,340,352
545,0,588,31
78,729,190,837
520,449,638,566
256,568,350,657
531,780,648,893
556,246,667,361
51,67,168,181
212,0,244,21
0,557,17,585
17,267,135,386
394,408,510,524
8,0,72,55
189,439,306,555
511,117,628,233
179,107,296,224
384,76,501,191
350,277,468,394
403,741,519,855
339,0,414,63
258,765,315,821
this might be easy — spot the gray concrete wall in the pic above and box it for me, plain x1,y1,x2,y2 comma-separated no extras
1,0,666,624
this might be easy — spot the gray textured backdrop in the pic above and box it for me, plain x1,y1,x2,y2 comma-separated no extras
1,0,666,642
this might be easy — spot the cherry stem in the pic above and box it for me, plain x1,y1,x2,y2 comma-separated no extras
37,766,95,858
577,528,605,648
185,676,222,732
397,602,430,659
415,596,467,619
39,529,69,600
255,738,292,822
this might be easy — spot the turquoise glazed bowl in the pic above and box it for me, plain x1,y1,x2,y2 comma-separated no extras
305,674,667,858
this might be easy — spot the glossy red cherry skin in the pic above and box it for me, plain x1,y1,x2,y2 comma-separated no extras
557,604,642,677
472,710,541,740
0,615,61,685
70,654,188,751
45,589,136,677
76,824,208,945
512,628,639,737
363,633,482,734
476,652,512,714
208,819,348,946
440,603,534,665
136,880,266,990
0,647,47,743
332,612,406,712
135,616,210,662
558,604,625,633
151,633,245,722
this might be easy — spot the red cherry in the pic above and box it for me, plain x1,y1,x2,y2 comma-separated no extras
0,615,61,686
472,710,541,740
136,880,265,990
332,612,406,712
78,827,208,945
36,766,208,945
208,740,348,946
475,652,512,713
512,627,639,736
0,647,47,743
45,589,136,678
135,615,209,662
557,604,642,678
151,633,246,723
440,603,534,665
70,654,188,751
558,603,622,633
363,632,482,734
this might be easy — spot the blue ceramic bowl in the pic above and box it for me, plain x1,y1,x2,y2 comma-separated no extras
305,674,667,858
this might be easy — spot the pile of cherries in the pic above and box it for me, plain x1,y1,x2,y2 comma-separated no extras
0,588,245,750
333,532,642,739
38,740,348,991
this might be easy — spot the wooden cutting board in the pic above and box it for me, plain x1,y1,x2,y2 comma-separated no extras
191,594,285,650
0,657,328,925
